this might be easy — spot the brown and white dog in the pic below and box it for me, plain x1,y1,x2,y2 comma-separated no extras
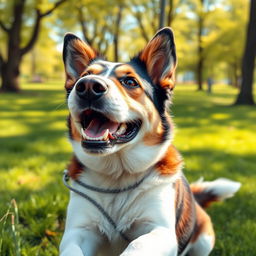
60,28,240,256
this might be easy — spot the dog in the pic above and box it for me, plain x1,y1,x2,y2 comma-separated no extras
60,27,240,256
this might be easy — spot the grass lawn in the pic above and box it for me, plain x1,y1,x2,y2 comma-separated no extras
0,81,255,255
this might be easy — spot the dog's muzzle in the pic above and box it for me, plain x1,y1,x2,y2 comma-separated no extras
72,77,142,153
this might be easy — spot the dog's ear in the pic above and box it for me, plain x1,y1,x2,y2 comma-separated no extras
138,27,177,90
63,33,97,87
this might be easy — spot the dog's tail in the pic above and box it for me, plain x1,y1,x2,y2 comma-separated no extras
190,177,241,208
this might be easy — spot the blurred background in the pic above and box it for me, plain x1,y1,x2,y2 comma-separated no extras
0,0,255,255
0,0,255,101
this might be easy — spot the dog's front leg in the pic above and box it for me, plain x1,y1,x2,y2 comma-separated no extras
120,227,178,256
60,228,102,256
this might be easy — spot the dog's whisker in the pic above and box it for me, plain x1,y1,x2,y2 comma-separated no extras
53,102,66,110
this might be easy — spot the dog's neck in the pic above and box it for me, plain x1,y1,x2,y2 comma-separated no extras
68,139,182,184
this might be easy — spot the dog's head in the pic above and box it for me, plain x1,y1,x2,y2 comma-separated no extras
63,28,177,175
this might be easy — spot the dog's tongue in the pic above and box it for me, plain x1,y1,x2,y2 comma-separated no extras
84,117,119,138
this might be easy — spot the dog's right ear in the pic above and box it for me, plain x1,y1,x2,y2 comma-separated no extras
137,27,177,90
63,33,97,88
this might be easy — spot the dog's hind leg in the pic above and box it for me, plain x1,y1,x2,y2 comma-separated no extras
187,233,214,256
187,204,215,256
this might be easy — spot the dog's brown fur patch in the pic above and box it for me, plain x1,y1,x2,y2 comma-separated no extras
190,203,215,245
156,145,182,175
68,156,84,179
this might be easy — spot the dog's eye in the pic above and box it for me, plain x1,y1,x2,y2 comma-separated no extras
82,70,92,77
121,77,139,88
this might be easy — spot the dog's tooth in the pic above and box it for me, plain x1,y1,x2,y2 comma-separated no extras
116,123,127,135
81,128,109,141
103,129,109,140
81,128,87,139
81,128,94,140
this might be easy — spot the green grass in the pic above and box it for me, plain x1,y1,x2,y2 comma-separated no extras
0,82,255,255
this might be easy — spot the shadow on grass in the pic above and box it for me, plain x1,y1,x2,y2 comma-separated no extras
1,84,256,255
182,148,256,179
171,103,256,129
1,156,255,255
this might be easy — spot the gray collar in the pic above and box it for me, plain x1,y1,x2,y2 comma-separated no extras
63,169,153,194
62,168,153,242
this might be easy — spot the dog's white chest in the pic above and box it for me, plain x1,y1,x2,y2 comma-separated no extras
64,172,176,241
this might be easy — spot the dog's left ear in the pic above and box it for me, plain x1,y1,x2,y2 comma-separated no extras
63,33,97,88
138,27,177,90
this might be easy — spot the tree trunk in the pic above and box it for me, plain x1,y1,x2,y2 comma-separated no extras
197,9,204,91
77,7,94,45
167,0,174,26
2,37,22,93
0,0,66,92
1,60,21,92
130,0,150,43
227,61,240,88
231,61,240,88
0,54,3,77
114,5,123,62
197,57,204,91
235,0,256,105
159,0,166,29
0,0,24,92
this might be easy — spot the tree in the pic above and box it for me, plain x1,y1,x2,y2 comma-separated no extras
177,0,207,90
182,0,241,90
191,0,216,90
166,0,182,26
0,0,66,92
206,0,248,88
159,0,167,28
129,0,159,43
235,0,256,105
56,0,125,61
113,3,124,61
196,0,205,90
21,25,63,81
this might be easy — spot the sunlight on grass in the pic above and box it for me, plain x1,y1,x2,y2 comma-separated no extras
0,120,30,137
171,84,256,255
210,113,231,119
0,81,255,255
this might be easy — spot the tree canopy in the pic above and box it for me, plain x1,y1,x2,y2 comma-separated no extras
0,0,254,104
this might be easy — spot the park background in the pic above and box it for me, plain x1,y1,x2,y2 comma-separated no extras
0,0,255,255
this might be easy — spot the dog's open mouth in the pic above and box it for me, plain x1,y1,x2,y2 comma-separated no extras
80,110,141,150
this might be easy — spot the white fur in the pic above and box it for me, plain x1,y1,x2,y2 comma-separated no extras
192,178,241,200
62,56,183,255
67,72,149,150
60,54,240,256
97,60,120,77
60,170,181,256
67,63,173,170
120,227,178,256
71,133,172,177
186,233,214,256
62,72,180,255
65,48,79,78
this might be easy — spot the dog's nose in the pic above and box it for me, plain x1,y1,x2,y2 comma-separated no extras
76,78,108,100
